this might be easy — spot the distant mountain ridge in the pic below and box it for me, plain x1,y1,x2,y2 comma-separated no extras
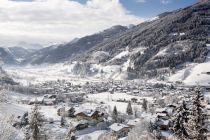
0,47,19,65
0,42,43,65
22,25,128,64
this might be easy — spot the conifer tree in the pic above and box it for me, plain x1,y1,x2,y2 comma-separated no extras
142,98,148,112
185,89,208,140
126,101,133,115
29,105,44,140
172,101,189,139
65,128,76,140
112,106,118,123
61,116,66,127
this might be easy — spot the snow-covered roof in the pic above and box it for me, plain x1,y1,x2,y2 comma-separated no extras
74,108,97,117
158,119,170,126
43,98,56,102
30,97,44,102
109,123,129,132
127,119,140,126
155,108,166,113
206,105,210,109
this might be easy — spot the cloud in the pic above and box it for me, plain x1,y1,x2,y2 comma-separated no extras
0,0,145,46
136,0,146,3
161,0,172,4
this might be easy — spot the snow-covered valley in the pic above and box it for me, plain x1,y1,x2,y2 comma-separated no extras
0,0,210,139
1,64,210,140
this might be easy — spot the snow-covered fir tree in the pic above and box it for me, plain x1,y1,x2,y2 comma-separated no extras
61,116,66,127
126,101,133,115
185,89,208,140
28,104,45,140
0,115,21,140
112,106,118,123
142,98,148,112
172,101,189,139
65,128,76,140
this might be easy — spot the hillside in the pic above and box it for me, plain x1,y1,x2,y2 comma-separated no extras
12,0,210,81
0,47,19,65
77,1,210,78
0,41,43,65
0,67,17,85
22,25,128,64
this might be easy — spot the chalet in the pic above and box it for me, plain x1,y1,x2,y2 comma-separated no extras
65,107,75,117
123,89,128,93
131,98,138,103
127,119,140,128
64,93,84,103
156,119,170,130
155,108,169,119
57,107,65,116
165,104,177,116
109,123,130,138
74,109,104,122
43,98,56,105
28,97,44,105
21,99,30,104
75,120,89,130
133,90,139,94
57,106,75,117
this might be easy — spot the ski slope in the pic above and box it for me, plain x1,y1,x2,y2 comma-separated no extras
169,44,210,86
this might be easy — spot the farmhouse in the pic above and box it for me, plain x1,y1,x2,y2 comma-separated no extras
74,108,104,122
127,119,140,128
109,123,130,138
156,119,170,130
57,106,75,117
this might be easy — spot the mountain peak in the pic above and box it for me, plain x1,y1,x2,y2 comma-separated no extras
16,41,43,50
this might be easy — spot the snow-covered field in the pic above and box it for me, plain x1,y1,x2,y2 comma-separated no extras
4,64,104,86
88,92,153,113
4,62,131,86
169,44,210,86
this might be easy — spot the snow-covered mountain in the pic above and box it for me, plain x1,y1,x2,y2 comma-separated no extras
76,0,210,79
2,1,210,83
0,47,19,65
16,41,43,52
22,25,128,64
0,67,17,85
0,41,43,65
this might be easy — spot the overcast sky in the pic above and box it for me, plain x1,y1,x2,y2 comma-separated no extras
0,0,198,46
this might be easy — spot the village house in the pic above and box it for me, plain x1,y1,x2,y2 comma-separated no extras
156,119,170,130
155,108,170,119
127,119,140,128
131,97,138,103
74,108,104,123
28,97,44,105
109,123,130,138
64,93,84,103
57,106,75,117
